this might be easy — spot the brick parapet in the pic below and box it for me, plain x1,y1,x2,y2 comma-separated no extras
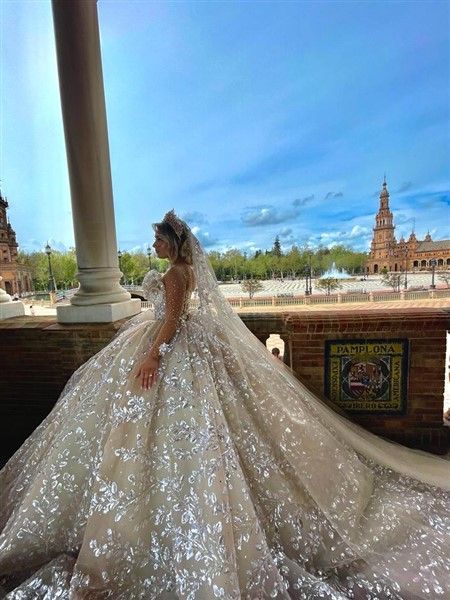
0,307,449,463
0,317,121,464
241,307,450,454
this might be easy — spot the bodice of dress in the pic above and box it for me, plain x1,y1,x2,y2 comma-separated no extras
141,269,191,321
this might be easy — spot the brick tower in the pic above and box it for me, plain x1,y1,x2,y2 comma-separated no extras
367,178,396,273
0,191,32,295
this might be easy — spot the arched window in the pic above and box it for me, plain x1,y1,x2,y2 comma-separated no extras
421,260,427,268
266,334,285,359
438,259,444,266
413,260,419,268
374,264,378,274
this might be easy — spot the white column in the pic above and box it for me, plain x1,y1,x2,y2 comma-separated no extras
52,0,140,323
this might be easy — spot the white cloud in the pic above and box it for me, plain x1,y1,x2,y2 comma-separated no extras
279,227,293,238
347,225,370,239
314,225,372,250
242,206,301,227
191,226,218,247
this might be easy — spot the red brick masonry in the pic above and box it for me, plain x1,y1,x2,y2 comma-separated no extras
0,317,121,464
242,307,450,454
0,306,449,463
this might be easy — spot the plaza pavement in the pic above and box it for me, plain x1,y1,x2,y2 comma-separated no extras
236,297,450,313
217,272,449,298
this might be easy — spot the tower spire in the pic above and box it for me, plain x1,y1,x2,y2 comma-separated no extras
379,176,390,210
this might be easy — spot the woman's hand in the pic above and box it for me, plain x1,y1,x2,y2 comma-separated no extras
135,354,160,390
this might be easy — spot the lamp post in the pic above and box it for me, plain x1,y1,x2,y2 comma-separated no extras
304,266,310,296
118,250,123,284
45,242,56,293
430,259,437,289
402,248,408,290
308,252,313,295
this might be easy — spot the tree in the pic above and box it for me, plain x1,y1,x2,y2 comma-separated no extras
272,236,282,257
438,273,450,288
315,277,342,295
241,278,264,299
380,272,403,292
120,251,156,284
222,249,246,281
284,246,303,278
325,244,367,275
18,251,48,290
58,249,78,288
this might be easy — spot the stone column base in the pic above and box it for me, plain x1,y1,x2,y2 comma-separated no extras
56,299,141,324
0,302,26,320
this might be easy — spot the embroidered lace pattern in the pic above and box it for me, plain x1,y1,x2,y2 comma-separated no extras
0,224,449,599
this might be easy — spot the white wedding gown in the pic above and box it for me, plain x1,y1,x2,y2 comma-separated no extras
0,230,449,599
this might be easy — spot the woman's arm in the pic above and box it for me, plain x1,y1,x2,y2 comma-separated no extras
135,267,186,390
148,267,186,360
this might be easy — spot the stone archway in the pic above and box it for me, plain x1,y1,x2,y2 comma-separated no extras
266,334,285,361
373,264,378,274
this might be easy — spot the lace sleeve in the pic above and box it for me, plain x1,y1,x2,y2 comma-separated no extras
142,269,163,300
149,267,186,359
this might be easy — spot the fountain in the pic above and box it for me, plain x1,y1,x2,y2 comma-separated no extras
321,262,352,279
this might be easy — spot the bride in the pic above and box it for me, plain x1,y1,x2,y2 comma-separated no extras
0,210,449,599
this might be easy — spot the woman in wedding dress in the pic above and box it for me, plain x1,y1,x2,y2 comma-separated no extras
0,210,449,599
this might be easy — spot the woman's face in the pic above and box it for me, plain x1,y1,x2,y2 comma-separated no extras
153,234,171,259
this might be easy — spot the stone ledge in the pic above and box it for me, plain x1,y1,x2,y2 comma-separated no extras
56,298,141,323
0,301,25,320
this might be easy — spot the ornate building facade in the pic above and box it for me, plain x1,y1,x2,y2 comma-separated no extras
366,179,450,274
0,191,32,295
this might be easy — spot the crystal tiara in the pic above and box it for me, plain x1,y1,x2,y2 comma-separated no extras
161,209,185,239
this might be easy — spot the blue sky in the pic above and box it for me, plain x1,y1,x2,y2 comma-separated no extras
1,0,449,255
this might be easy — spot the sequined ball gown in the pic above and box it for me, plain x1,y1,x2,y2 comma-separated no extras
1,225,449,599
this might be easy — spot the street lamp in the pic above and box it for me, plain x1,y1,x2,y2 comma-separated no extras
45,242,56,293
430,259,437,289
304,266,310,296
118,250,123,283
399,248,408,290
308,252,313,295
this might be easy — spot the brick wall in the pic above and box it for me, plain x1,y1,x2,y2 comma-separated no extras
242,307,450,454
1,307,449,465
0,316,120,465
